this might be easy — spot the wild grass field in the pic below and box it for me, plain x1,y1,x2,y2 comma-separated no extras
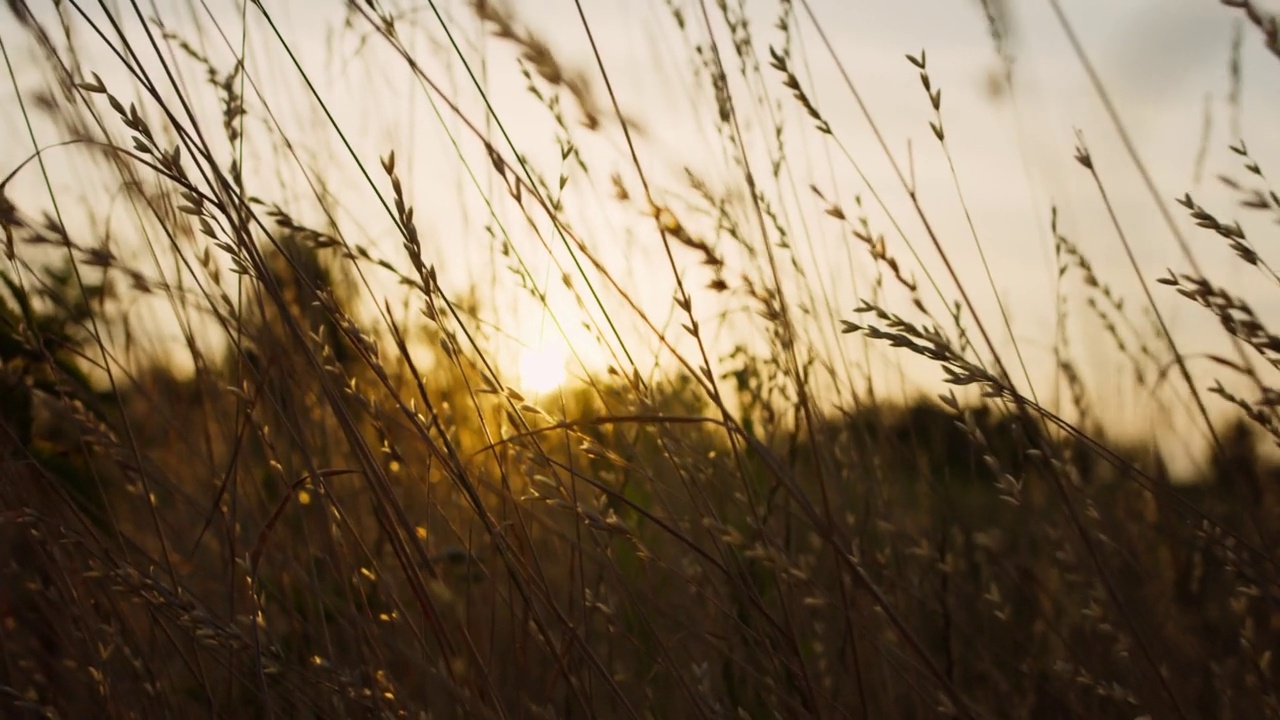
1,0,1279,718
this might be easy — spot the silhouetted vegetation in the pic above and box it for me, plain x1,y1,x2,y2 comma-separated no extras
1,2,1278,718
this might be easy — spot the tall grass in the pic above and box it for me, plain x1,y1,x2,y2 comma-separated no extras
1,1,1278,718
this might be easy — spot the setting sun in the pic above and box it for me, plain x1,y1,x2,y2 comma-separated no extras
517,343,569,394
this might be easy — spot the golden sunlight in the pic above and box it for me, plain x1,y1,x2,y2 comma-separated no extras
517,342,569,394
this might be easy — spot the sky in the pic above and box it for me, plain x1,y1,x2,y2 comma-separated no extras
3,0,1280,472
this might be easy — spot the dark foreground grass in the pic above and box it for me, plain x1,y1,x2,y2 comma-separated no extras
1,1,1279,718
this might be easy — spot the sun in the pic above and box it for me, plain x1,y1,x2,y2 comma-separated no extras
517,343,569,394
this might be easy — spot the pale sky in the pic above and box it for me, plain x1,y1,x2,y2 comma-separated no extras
4,0,1280,473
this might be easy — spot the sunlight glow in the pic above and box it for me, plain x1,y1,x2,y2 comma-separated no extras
517,343,569,394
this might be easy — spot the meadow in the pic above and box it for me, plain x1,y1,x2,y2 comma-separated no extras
1,0,1278,718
